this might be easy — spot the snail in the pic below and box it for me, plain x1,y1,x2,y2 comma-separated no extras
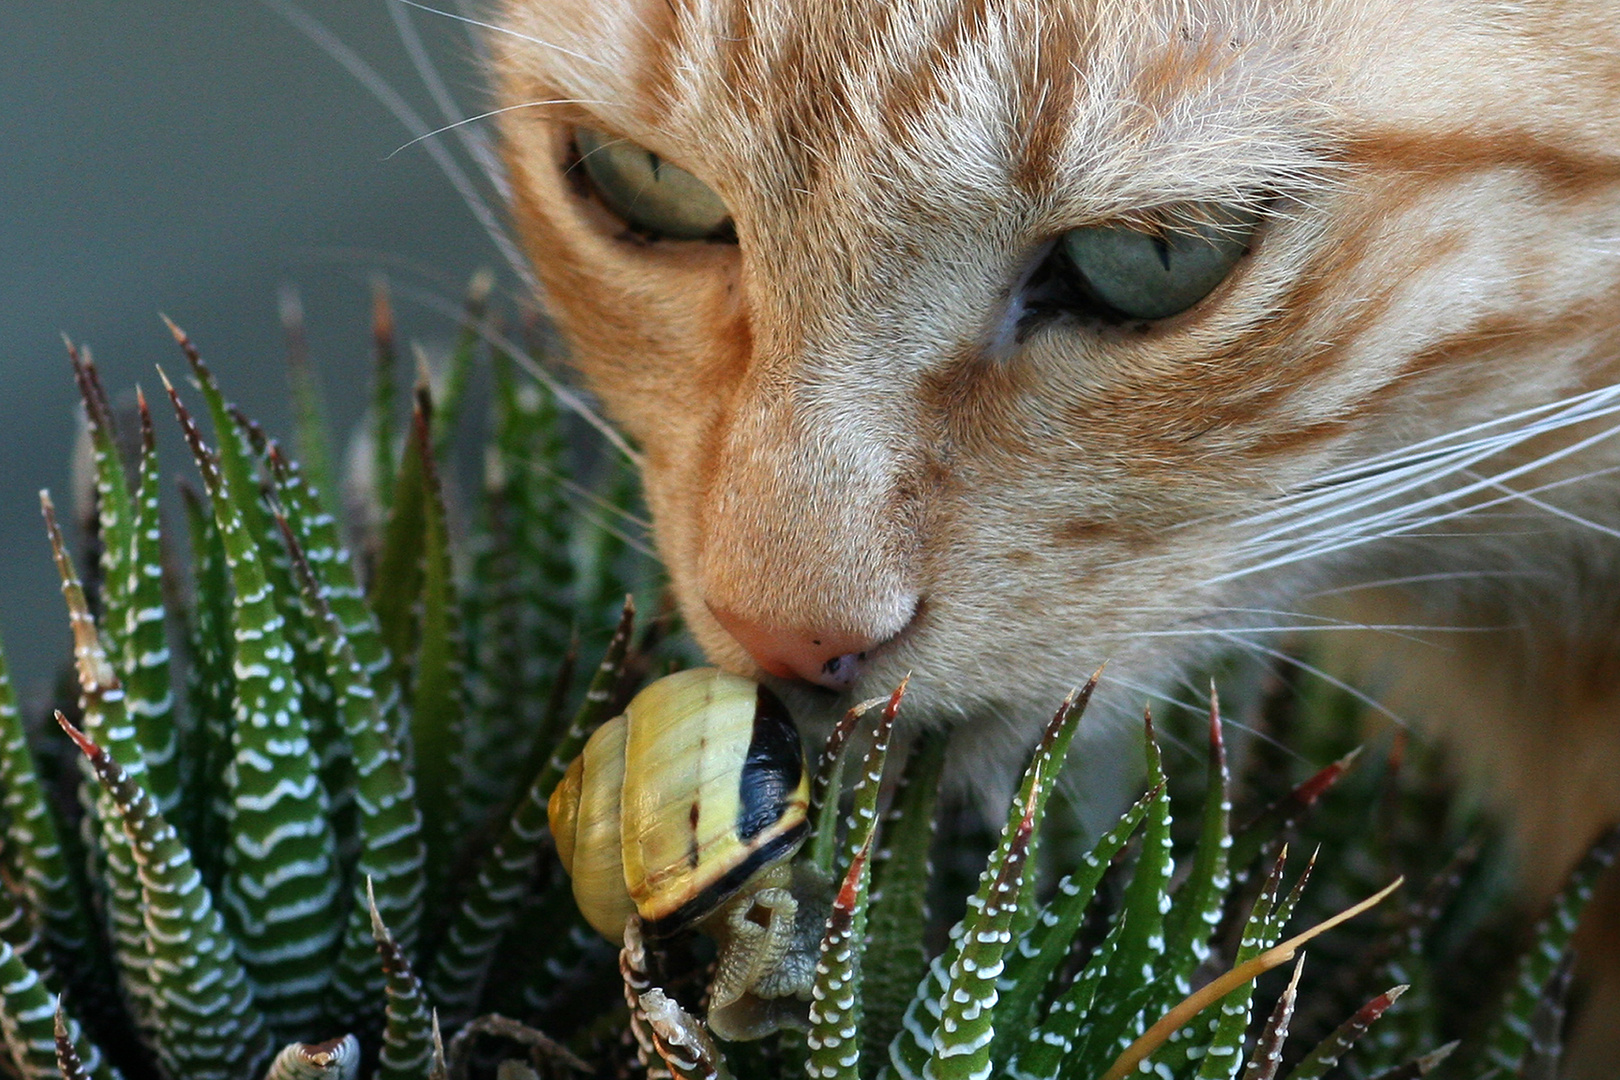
548,667,830,1039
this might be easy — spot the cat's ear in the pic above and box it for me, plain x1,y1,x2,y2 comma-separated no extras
574,128,735,241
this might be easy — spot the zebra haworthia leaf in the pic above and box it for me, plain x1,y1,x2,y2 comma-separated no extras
266,442,398,774
888,679,1095,1080
992,785,1156,1072
368,279,399,519
41,492,161,1038
65,341,133,660
265,1036,361,1080
805,680,901,1080
425,597,636,1020
121,391,184,824
640,990,736,1080
0,632,97,1003
0,944,118,1080
163,368,342,1036
54,999,119,1080
861,730,946,1064
368,883,434,1080
179,483,236,895
1481,824,1620,1073
926,764,1040,1080
404,390,470,911
1282,986,1407,1080
277,514,426,1028
462,346,575,824
279,286,338,538
1066,712,1175,1076
56,711,270,1079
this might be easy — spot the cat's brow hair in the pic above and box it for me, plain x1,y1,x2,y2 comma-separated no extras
539,0,1345,215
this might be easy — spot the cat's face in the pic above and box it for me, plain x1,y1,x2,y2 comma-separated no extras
494,0,1620,789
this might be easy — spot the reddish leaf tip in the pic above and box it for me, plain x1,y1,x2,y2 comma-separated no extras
54,710,96,759
884,672,911,721
835,836,874,912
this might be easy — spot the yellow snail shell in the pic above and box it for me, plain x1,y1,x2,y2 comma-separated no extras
548,667,811,944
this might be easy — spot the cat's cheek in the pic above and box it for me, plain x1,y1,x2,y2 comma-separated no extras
504,128,750,432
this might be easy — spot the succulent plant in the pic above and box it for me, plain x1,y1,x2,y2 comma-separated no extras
0,284,1607,1079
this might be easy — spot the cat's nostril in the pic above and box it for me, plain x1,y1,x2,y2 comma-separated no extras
709,606,896,691
818,651,867,690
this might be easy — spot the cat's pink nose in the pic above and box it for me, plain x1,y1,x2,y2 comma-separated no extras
710,607,882,691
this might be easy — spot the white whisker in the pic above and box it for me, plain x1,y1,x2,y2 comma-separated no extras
1214,634,1414,731
1320,384,1620,481
1301,568,1558,599
1241,384,1620,540
385,100,622,161
1085,694,1201,763
390,0,610,68
1460,468,1620,542
1091,622,1502,640
1112,604,1407,628
518,455,655,537
1102,672,1208,718
1212,408,1620,584
262,0,539,295
386,0,510,201
374,277,644,468
562,494,661,563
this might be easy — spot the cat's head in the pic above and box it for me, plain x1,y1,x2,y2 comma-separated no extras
493,0,1620,785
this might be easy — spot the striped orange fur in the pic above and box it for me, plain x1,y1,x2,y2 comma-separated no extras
491,1,1620,1066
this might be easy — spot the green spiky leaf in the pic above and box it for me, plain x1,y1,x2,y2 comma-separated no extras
58,711,270,1078
805,680,901,1080
370,884,435,1080
861,730,946,1063
264,1036,360,1080
1480,824,1620,1072
277,514,426,1029
120,392,184,823
163,371,341,1034
425,598,634,1020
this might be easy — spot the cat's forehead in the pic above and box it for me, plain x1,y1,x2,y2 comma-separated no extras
503,0,1417,219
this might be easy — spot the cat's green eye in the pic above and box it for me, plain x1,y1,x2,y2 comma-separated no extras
1060,203,1259,321
574,127,733,241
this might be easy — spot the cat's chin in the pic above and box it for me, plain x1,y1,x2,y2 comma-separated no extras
749,631,1266,838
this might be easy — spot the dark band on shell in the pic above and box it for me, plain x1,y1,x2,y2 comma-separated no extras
736,685,805,843
642,820,809,939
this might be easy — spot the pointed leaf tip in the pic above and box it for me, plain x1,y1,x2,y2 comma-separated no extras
162,374,224,489
429,1011,447,1080
366,878,387,941
372,277,395,338
136,386,155,450
160,314,201,367
886,672,911,718
1102,878,1403,1080
836,834,875,912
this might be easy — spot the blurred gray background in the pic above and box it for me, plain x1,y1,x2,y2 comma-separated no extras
1,3,512,695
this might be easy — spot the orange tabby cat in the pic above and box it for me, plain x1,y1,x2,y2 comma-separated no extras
490,0,1620,1067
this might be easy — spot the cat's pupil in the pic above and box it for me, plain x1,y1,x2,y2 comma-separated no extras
573,128,733,242
1056,204,1260,322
